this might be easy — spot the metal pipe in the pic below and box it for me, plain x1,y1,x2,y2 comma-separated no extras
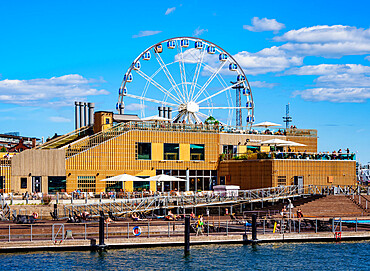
84,102,88,127
75,101,79,129
88,102,95,126
168,107,172,120
78,102,83,129
158,107,163,117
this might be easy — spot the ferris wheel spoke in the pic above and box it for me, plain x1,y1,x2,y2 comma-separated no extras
176,41,189,102
197,81,242,104
173,110,186,123
193,61,227,102
153,51,186,102
199,106,249,109
136,70,182,104
189,46,207,101
125,93,178,107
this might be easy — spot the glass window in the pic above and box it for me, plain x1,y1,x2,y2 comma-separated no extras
136,142,151,160
190,144,205,160
106,181,123,192
77,176,96,192
133,180,150,192
164,143,179,160
20,177,27,189
48,176,67,193
0,176,4,190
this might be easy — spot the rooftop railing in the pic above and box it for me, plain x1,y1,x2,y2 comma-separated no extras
221,151,356,161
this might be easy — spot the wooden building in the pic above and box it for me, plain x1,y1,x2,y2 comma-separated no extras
3,111,357,193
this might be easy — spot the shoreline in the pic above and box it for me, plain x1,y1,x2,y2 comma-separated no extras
1,231,370,253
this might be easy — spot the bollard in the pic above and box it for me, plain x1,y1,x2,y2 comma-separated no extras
99,211,105,246
184,216,190,254
252,214,257,241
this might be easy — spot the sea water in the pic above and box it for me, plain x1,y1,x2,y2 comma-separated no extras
0,242,368,270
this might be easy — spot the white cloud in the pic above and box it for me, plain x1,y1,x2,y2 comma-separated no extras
249,81,278,88
273,25,370,57
293,88,370,103
281,41,370,57
193,27,208,37
0,74,108,106
233,47,303,75
165,7,176,15
275,25,370,43
286,64,370,75
315,74,370,88
366,56,370,61
243,17,285,33
125,103,147,111
132,30,162,38
49,116,71,123
291,64,370,102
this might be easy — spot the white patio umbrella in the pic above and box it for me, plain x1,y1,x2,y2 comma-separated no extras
261,138,291,145
146,174,186,192
252,121,281,128
142,115,172,121
261,138,306,147
100,174,146,191
146,174,186,182
279,141,306,147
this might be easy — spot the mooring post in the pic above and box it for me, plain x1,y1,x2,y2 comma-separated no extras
54,204,58,220
252,214,257,241
99,211,105,246
184,216,190,254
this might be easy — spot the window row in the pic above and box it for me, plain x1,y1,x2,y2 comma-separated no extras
136,143,205,161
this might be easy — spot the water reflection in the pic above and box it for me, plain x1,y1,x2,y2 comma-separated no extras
0,242,369,270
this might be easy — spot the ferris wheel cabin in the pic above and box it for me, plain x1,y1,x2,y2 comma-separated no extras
142,52,151,60
195,41,203,49
207,46,216,54
219,53,228,62
229,63,237,71
181,39,189,47
167,40,176,49
154,44,163,53
123,73,133,82
133,62,141,70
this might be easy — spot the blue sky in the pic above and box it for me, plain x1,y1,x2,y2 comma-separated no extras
0,0,369,164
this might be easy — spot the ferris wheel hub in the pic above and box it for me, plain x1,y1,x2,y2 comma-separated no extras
183,101,199,113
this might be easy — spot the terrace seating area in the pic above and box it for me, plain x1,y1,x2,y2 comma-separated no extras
224,151,356,161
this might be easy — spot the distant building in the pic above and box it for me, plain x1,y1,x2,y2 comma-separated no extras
0,133,39,152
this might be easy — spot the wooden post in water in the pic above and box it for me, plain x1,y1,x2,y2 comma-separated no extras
252,214,257,241
184,216,190,254
99,211,105,246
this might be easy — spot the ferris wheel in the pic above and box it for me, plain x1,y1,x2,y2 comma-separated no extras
117,37,254,127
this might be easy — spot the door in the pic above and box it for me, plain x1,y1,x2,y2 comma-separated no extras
294,176,303,193
32,176,42,193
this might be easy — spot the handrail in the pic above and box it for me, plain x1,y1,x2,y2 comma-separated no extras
221,151,356,161
36,125,91,149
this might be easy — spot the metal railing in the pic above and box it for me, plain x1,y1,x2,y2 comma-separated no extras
62,185,366,218
36,125,92,150
221,152,356,161
0,216,368,243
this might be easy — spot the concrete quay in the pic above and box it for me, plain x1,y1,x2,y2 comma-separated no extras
1,231,370,253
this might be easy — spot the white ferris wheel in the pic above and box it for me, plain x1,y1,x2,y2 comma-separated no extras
117,37,254,127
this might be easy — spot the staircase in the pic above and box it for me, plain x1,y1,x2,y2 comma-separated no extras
1,202,11,220
347,194,370,215
37,126,92,150
65,126,130,159
292,195,365,217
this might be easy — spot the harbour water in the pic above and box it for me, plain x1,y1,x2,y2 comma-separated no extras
0,242,369,270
